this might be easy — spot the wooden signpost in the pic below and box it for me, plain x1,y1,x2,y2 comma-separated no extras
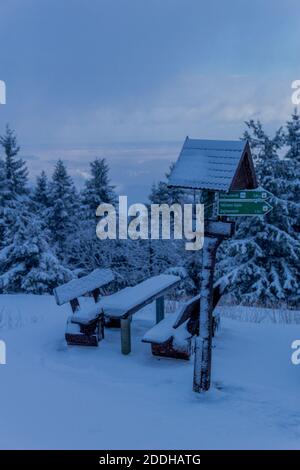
193,219,234,392
168,138,273,393
193,237,222,391
194,191,272,392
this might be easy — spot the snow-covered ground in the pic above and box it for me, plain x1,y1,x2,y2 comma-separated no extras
0,294,300,450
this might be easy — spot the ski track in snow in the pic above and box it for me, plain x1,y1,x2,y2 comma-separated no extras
0,294,300,449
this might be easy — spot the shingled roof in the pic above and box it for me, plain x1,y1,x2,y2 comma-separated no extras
168,137,257,192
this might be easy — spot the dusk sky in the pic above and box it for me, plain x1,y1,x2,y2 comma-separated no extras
0,0,299,201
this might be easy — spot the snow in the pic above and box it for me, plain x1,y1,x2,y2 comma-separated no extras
219,305,300,324
72,302,103,324
168,137,247,191
205,220,234,237
140,314,193,352
66,316,81,334
172,321,192,350
1,293,300,449
54,269,114,305
99,274,180,318
143,312,179,343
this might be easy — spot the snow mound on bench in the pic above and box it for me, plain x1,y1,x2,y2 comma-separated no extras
72,303,103,325
99,274,180,318
143,312,191,348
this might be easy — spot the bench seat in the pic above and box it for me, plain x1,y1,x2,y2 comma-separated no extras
142,314,192,360
65,316,100,347
72,302,103,325
142,292,221,360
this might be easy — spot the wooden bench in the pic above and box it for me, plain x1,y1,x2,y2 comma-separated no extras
54,269,114,346
98,274,180,355
142,286,222,360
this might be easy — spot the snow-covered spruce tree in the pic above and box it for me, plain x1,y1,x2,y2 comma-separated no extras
0,158,8,247
149,162,185,205
0,126,29,249
0,125,28,198
147,163,193,293
32,170,50,210
0,204,73,294
63,157,120,276
283,109,300,232
64,158,116,272
81,158,116,219
64,156,137,289
285,108,300,163
47,160,79,258
0,156,9,202
216,120,300,307
150,164,202,294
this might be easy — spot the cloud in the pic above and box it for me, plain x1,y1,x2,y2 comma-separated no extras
17,73,297,202
45,73,295,145
74,168,90,180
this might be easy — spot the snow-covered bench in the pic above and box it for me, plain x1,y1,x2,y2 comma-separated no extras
54,269,114,346
142,294,200,359
142,286,221,360
99,274,180,354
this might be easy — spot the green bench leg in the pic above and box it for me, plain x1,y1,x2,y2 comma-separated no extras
121,316,131,355
156,296,165,324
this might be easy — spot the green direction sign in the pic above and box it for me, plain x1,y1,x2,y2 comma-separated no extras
219,188,270,201
218,200,273,216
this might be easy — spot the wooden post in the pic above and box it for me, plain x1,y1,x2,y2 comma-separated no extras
156,296,165,324
70,298,80,313
121,316,131,355
92,287,100,303
193,237,221,392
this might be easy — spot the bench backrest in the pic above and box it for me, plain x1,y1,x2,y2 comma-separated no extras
173,294,200,333
173,285,222,334
54,269,114,306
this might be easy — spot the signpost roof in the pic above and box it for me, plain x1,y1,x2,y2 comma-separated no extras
168,137,257,192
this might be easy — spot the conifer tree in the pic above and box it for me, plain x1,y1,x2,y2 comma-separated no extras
0,126,28,249
285,108,300,163
33,171,50,209
0,125,28,198
47,160,79,256
81,158,116,219
216,120,300,307
283,109,300,232
0,204,73,294
149,163,185,205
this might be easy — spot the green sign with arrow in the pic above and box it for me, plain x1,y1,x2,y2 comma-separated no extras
219,188,271,201
218,200,273,216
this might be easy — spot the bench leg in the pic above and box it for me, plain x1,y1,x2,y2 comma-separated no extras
156,296,165,324
121,316,131,355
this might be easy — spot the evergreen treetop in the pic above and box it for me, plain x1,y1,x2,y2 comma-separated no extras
0,125,28,199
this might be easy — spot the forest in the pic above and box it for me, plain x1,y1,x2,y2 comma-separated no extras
0,112,299,308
